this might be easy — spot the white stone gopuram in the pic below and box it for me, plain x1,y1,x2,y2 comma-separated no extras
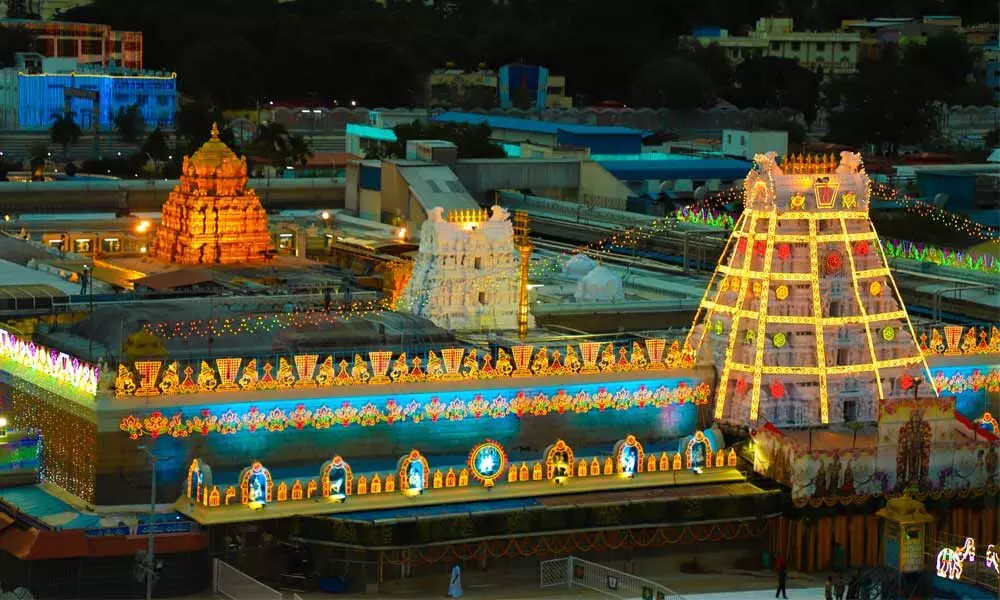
398,205,531,332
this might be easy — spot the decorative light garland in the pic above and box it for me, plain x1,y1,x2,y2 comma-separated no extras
118,381,712,440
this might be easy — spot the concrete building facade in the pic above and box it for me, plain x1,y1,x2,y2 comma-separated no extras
695,18,861,76
0,18,143,70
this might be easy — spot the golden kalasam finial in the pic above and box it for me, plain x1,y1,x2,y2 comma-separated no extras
210,122,220,139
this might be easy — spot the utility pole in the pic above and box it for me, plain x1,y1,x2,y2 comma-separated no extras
137,445,158,600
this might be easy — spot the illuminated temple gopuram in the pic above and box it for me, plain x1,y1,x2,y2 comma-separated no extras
151,123,273,264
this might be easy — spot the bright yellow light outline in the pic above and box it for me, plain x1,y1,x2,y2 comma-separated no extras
808,219,829,423
838,215,884,399
713,212,760,420
749,212,777,421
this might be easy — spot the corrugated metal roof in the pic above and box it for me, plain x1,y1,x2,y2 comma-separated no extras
433,112,651,137
0,258,80,294
133,269,219,292
397,165,479,213
600,158,752,181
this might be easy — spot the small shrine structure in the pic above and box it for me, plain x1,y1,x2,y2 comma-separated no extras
398,205,528,331
151,124,273,264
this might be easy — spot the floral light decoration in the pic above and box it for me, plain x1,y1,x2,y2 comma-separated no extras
825,251,843,274
770,380,786,399
772,332,788,348
118,381,712,440
882,326,896,342
774,285,790,301
869,281,883,297
777,244,792,260
854,240,870,256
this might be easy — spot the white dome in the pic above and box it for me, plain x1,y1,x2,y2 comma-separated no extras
564,254,598,278
574,264,624,302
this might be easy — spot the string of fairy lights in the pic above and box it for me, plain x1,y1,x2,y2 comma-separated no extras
139,181,997,342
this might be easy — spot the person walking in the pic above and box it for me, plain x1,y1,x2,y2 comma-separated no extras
825,576,833,600
323,287,331,312
448,563,463,598
775,554,788,599
834,573,846,600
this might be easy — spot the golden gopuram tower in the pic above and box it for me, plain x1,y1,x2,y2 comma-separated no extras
151,124,273,264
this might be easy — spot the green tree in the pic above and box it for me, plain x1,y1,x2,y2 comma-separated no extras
387,121,505,159
823,47,938,154
902,31,989,106
141,127,170,162
249,123,312,168
50,112,82,161
175,103,235,151
0,23,37,67
113,104,145,143
629,57,716,109
729,56,820,125
3,0,39,18
985,128,1000,149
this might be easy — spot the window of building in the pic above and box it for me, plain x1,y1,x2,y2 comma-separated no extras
843,399,858,422
73,239,92,253
841,42,851,51
790,42,801,51
101,238,121,253
770,41,780,51
81,39,102,55
474,257,482,269
829,300,841,317
48,238,64,250
478,291,486,304
726,134,732,144
815,42,825,51
58,38,77,56
837,347,849,365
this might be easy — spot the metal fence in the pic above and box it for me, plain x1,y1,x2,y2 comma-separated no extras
540,556,685,599
212,558,283,600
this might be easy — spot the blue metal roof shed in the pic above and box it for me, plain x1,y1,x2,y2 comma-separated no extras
599,158,752,182
432,112,650,155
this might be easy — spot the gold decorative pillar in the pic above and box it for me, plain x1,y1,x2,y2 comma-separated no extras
513,211,533,342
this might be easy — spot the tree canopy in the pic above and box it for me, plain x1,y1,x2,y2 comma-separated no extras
823,45,939,154
57,0,994,109
380,121,505,159
113,104,146,143
50,112,82,159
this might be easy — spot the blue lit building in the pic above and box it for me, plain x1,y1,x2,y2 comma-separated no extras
1,55,176,130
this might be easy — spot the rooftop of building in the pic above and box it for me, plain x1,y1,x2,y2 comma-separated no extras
432,112,652,137
35,296,457,364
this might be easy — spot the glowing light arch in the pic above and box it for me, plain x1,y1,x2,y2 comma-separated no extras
544,440,575,479
239,461,273,504
614,434,645,476
398,450,429,493
320,456,354,497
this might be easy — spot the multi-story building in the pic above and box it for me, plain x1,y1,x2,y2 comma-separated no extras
694,18,861,77
429,64,571,110
0,0,92,19
429,68,498,108
0,54,175,130
0,18,143,70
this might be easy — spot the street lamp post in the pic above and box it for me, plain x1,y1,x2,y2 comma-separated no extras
137,445,158,600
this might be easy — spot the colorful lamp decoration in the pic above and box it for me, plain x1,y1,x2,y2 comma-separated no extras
398,450,429,497
614,435,644,479
468,440,508,488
